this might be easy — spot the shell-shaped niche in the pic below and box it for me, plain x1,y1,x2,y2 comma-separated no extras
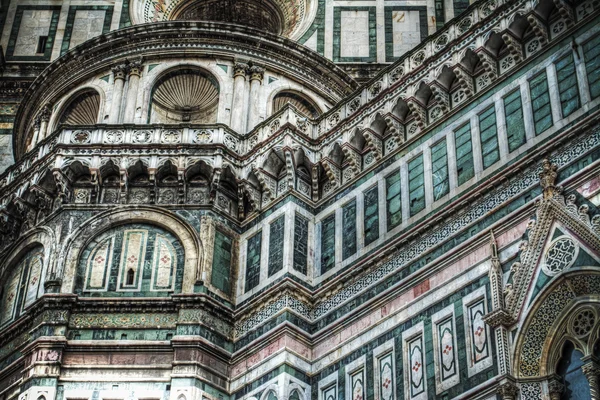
273,91,321,118
150,68,219,124
58,90,101,126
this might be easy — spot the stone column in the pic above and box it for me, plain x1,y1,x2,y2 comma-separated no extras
38,105,51,140
109,64,128,123
230,62,248,133
123,60,142,123
246,66,264,132
583,360,600,400
30,116,41,149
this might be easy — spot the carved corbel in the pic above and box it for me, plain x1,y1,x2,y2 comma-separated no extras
527,14,549,45
178,169,185,204
553,0,575,23
406,99,427,129
453,65,475,97
341,144,362,174
321,158,342,188
477,51,499,80
311,164,320,201
430,83,450,113
501,32,524,62
384,114,406,144
362,128,383,160
283,149,295,191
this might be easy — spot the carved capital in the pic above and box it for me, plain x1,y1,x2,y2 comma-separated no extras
233,62,249,78
548,376,564,400
128,60,143,77
248,66,265,82
38,105,51,122
497,381,519,400
112,63,129,80
483,308,516,328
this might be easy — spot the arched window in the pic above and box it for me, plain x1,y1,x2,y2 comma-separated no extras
149,67,219,124
272,91,321,118
56,90,101,128
77,224,184,296
557,341,591,400
0,245,44,326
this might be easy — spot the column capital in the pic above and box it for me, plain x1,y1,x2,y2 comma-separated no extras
38,105,51,122
112,63,129,80
497,381,519,400
128,60,143,77
548,375,564,400
233,62,249,78
248,66,265,82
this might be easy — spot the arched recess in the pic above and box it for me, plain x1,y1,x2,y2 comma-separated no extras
59,206,203,294
513,269,600,382
148,66,219,124
271,90,321,118
75,222,185,295
0,227,54,326
53,89,101,130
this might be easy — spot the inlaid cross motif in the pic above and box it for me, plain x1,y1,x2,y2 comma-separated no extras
475,326,484,336
382,378,391,389
412,361,421,371
443,345,453,355
127,255,138,264
95,255,105,264
161,255,170,264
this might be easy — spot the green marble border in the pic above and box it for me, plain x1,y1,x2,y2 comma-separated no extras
60,6,114,56
6,5,62,61
384,6,428,62
298,0,325,55
333,6,377,63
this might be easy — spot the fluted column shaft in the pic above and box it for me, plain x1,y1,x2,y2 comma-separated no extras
246,66,264,132
110,64,128,123
123,61,142,123
230,62,248,133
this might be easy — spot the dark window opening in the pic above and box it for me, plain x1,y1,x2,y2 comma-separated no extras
126,268,135,285
36,36,48,54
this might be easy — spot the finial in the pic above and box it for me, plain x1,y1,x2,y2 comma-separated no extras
539,158,559,199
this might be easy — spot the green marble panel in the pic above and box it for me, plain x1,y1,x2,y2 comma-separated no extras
555,53,580,117
385,170,402,230
503,89,526,153
211,230,233,294
268,215,285,277
431,139,449,201
478,105,499,169
343,199,357,260
408,155,425,216
454,123,474,186
364,186,380,246
321,214,336,274
293,214,309,275
245,232,262,292
529,71,553,135
583,35,600,99
60,6,114,56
